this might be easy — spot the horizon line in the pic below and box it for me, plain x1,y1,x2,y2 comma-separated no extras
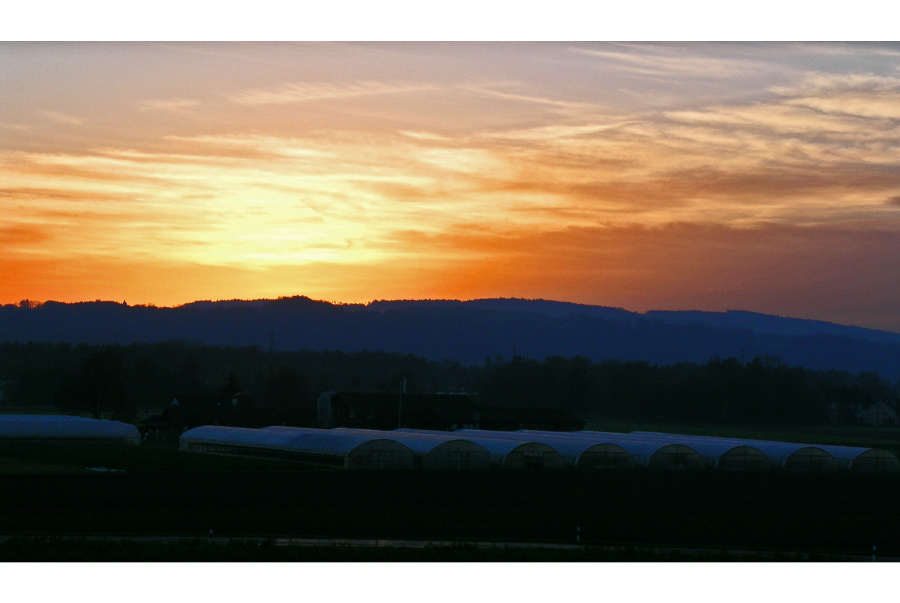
6,295,900,336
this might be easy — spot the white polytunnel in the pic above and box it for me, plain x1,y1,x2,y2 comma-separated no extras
675,433,899,473
180,426,415,469
817,446,900,472
691,443,771,471
507,430,636,469
0,414,141,445
510,430,706,471
446,429,564,469
178,424,893,473
592,432,771,471
329,427,492,469
759,443,835,472
630,432,840,472
453,429,703,470
550,440,635,470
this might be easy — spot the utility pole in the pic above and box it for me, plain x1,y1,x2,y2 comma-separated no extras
398,377,406,429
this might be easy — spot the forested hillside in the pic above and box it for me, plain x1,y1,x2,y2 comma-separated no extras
0,341,895,427
2,297,900,380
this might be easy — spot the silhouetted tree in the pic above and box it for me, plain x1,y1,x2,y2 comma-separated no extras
263,365,307,408
219,369,243,398
0,340,891,427
55,346,132,419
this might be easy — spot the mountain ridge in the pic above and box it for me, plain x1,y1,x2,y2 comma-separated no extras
2,297,899,379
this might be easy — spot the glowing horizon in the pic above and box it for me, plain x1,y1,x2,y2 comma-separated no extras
3,42,900,332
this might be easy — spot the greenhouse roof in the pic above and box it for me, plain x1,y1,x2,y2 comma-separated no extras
0,414,140,440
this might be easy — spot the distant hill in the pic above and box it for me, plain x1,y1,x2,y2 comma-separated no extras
2,297,899,379
643,309,900,345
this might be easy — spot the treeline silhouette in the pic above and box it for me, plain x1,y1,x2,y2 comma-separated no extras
4,297,900,380
0,341,895,426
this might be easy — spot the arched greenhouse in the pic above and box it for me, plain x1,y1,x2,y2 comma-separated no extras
331,427,492,469
825,447,900,472
631,432,839,472
0,415,141,445
518,430,705,471
502,430,635,469
450,430,564,469
181,426,415,468
609,432,771,471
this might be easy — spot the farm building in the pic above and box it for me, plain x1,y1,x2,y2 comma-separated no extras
0,415,140,445
317,391,584,432
180,426,415,469
630,432,840,472
138,392,297,443
864,400,897,426
827,399,897,426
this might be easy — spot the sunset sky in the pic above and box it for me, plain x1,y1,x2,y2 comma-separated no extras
3,40,900,332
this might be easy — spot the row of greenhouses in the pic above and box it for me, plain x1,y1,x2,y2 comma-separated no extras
178,425,899,472
0,415,141,445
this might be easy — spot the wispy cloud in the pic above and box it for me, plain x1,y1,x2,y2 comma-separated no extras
479,121,633,142
570,45,764,79
161,134,334,160
228,80,435,106
778,42,900,59
399,131,451,141
0,224,52,246
40,111,84,126
139,98,201,112
0,122,29,131
772,73,900,120
461,85,600,111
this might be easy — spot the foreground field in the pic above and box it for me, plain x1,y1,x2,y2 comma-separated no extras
0,537,868,562
1,439,899,561
1,465,899,558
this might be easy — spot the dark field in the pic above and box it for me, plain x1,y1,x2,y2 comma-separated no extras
2,458,899,559
0,537,845,562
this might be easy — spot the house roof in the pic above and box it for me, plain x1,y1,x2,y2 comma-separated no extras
864,399,898,411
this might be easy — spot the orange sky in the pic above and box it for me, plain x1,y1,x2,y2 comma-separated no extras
3,42,900,332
